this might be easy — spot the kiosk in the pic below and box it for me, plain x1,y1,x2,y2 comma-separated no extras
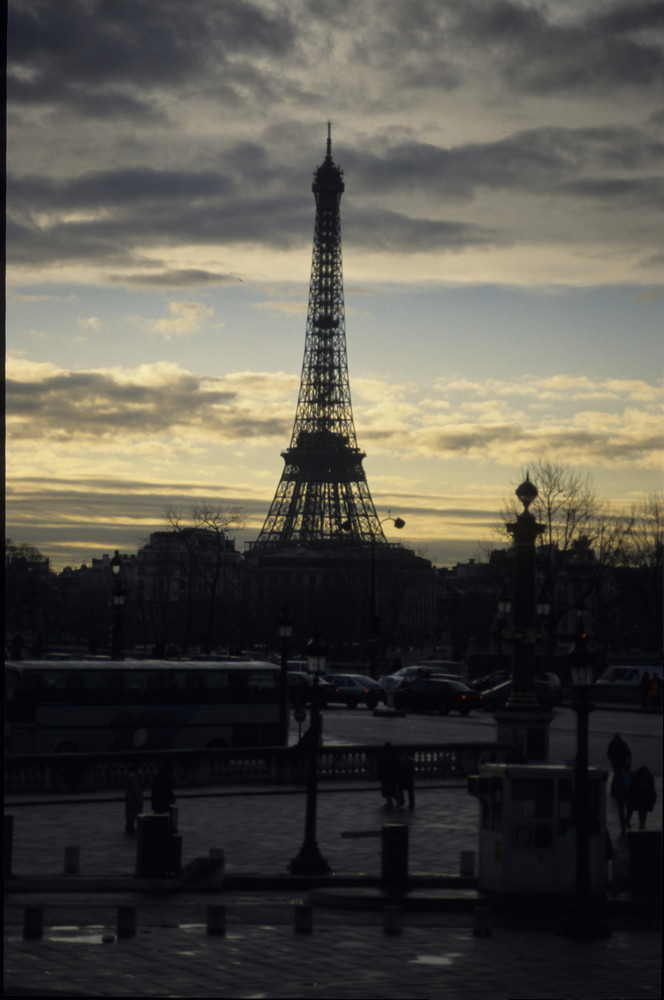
468,763,608,895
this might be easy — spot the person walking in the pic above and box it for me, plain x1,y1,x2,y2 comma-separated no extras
399,752,415,810
607,733,631,773
630,765,657,830
611,764,634,835
124,763,143,834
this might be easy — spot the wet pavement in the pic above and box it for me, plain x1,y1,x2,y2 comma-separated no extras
5,774,662,998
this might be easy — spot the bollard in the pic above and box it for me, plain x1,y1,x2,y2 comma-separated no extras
23,906,44,940
383,904,402,935
473,906,492,937
63,846,80,874
460,850,475,877
207,904,226,936
293,902,313,933
117,905,136,939
136,814,171,878
381,824,409,893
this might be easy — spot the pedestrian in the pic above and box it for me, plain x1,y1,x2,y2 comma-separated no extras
399,751,415,809
378,743,402,808
630,765,657,830
151,761,176,814
611,764,634,835
124,763,143,834
607,733,631,773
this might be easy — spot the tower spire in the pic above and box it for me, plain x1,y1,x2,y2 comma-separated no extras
255,131,386,550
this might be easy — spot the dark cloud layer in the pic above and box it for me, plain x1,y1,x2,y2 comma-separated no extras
6,368,289,442
7,1,663,282
8,0,295,116
7,122,660,274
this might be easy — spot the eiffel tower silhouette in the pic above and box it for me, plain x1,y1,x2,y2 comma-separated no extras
254,125,386,550
248,129,432,660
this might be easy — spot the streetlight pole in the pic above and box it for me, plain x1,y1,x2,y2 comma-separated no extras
505,475,544,708
289,634,331,875
494,474,553,763
560,614,610,940
110,550,125,661
369,514,405,677
278,608,294,747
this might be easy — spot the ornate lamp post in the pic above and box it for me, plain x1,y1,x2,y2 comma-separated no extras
505,475,544,708
560,611,611,939
278,608,294,746
110,550,125,661
494,474,553,762
289,634,331,875
288,636,330,875
369,514,405,676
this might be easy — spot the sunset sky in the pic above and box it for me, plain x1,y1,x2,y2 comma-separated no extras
6,0,663,571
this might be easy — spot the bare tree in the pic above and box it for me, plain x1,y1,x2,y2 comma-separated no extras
621,493,663,637
500,462,619,663
163,504,245,653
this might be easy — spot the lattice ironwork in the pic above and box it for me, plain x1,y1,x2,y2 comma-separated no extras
255,128,386,550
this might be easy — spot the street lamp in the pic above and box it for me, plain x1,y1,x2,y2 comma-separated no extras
560,610,610,939
369,514,405,677
110,550,125,661
289,633,331,875
278,608,294,746
504,475,545,709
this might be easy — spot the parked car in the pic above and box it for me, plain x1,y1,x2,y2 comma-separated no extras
379,664,462,690
323,673,385,709
392,677,482,716
481,677,555,711
593,664,662,703
470,670,511,692
287,672,334,709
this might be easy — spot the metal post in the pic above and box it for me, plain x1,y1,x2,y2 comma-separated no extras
289,653,331,875
559,646,610,940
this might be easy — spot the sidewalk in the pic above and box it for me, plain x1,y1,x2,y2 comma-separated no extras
5,780,662,998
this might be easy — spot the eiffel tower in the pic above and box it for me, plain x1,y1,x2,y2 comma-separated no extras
254,126,387,550
248,129,433,660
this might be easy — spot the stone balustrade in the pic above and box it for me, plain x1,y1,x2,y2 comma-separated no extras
4,741,509,795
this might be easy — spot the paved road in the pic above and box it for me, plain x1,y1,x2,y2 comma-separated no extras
317,702,663,777
5,703,662,998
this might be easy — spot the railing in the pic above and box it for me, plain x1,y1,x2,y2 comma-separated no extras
4,742,509,795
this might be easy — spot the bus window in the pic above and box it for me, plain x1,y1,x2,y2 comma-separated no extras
247,671,279,702
163,671,202,701
123,671,164,703
39,671,81,704
83,671,123,704
202,671,231,702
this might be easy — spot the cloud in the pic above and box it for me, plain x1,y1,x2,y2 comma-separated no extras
110,269,241,288
77,316,102,331
146,300,214,339
7,360,661,477
5,359,294,444
8,0,296,117
452,0,664,95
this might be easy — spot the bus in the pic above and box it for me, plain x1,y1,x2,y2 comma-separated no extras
4,659,284,754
